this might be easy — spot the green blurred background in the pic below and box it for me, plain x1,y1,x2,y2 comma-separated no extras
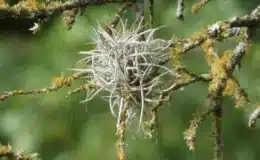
1,0,260,159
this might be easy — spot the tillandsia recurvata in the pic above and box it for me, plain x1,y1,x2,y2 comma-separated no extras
1,1,260,160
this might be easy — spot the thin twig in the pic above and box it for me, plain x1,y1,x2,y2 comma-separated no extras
184,108,214,151
248,107,260,128
105,1,133,35
192,0,211,14
213,104,223,160
149,0,154,26
176,0,184,20
0,71,89,101
116,96,129,160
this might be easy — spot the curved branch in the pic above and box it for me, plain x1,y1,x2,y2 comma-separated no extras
0,0,118,20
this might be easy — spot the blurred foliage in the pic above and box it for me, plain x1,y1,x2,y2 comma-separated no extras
1,0,260,160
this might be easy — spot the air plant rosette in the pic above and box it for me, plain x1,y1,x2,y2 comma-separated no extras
72,20,180,134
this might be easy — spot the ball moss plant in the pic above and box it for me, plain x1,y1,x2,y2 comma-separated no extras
72,20,180,133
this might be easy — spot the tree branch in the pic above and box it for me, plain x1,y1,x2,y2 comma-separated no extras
0,0,118,20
